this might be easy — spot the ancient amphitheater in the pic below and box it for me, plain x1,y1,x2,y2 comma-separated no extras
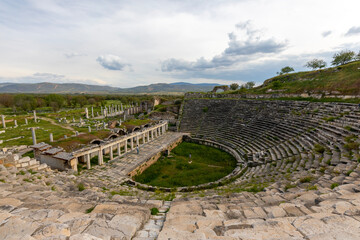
1,94,360,240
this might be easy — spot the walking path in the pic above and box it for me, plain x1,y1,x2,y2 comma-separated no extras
77,132,186,187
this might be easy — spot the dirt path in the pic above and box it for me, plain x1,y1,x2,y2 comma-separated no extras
38,116,76,133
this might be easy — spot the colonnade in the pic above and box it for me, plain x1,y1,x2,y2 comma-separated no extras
73,121,168,169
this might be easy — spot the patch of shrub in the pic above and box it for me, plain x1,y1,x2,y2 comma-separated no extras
150,208,159,215
78,183,85,191
331,183,339,189
86,206,95,213
300,176,313,183
313,144,325,154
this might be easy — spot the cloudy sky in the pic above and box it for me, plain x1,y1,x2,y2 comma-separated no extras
0,0,359,88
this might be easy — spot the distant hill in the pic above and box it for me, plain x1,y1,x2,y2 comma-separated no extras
253,61,360,95
0,82,220,94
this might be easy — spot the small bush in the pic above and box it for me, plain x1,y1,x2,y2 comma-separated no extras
78,183,85,191
307,185,318,191
331,183,339,189
86,206,95,214
202,107,208,113
344,142,359,151
284,184,296,191
28,169,37,175
300,176,313,183
151,208,159,215
314,144,325,154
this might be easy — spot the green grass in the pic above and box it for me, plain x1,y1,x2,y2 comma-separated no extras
78,183,85,191
300,176,313,183
150,207,159,215
331,182,339,189
251,61,360,95
86,206,95,214
134,142,237,188
0,117,73,147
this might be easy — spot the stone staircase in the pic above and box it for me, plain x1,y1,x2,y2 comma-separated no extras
15,156,49,171
133,201,171,240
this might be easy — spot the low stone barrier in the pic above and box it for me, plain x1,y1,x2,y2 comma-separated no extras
130,136,248,192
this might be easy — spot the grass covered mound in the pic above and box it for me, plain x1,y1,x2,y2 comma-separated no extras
134,142,237,188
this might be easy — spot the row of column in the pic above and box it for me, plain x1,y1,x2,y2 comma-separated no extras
81,123,168,170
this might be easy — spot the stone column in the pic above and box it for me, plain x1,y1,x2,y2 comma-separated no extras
91,107,94,118
142,133,145,144
121,104,123,111
147,131,150,142
49,133,53,142
131,137,134,150
124,140,128,153
151,130,154,140
117,143,121,156
101,106,103,116
31,127,36,145
25,118,28,125
85,108,89,119
1,115,6,129
75,131,79,136
103,122,106,129
86,154,91,169
136,135,139,146
98,148,103,165
110,145,113,160
33,110,37,122
88,126,91,132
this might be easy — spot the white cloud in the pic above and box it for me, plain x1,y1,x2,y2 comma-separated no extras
0,0,359,87
322,30,332,38
345,26,360,36
96,55,131,71
161,21,287,72
64,52,87,58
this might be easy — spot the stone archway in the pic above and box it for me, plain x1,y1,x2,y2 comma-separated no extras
212,85,229,93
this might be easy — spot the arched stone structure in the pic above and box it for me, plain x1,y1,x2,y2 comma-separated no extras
212,85,229,93
90,139,104,145
105,133,119,141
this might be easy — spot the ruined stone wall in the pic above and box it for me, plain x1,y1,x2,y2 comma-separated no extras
184,92,360,100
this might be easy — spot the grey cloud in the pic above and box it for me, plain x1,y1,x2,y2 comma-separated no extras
96,55,131,71
161,22,287,72
345,26,360,36
65,52,87,58
322,30,332,38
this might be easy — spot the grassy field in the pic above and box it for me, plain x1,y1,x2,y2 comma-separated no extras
0,118,74,147
134,142,237,188
227,61,360,96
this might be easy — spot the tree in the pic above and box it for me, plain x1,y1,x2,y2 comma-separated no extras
278,66,294,75
304,59,327,70
244,81,255,89
331,50,355,66
230,83,239,90
356,51,360,61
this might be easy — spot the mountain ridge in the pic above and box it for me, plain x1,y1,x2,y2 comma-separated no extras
0,82,220,94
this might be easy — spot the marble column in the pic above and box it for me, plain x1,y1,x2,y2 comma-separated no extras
110,145,113,160
86,154,91,169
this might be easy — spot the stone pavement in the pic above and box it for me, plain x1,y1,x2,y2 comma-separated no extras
77,132,186,188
